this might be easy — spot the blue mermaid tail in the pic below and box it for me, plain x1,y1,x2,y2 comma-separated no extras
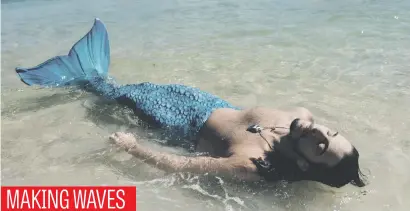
15,18,239,141
16,18,110,87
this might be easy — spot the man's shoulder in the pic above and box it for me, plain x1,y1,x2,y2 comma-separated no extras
242,106,290,121
243,106,281,116
241,106,314,126
292,107,314,121
246,106,313,116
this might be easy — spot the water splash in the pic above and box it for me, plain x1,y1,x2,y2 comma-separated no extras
129,173,247,211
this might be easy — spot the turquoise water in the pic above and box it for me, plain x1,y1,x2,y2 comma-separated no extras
2,0,410,210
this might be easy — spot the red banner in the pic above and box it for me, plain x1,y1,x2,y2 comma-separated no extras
1,186,136,211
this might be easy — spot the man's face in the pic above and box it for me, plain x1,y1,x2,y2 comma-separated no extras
287,119,366,188
290,119,353,167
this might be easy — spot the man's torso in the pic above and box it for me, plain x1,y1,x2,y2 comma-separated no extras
197,107,313,159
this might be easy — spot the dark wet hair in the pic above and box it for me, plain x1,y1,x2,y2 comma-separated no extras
256,147,367,188
303,147,367,187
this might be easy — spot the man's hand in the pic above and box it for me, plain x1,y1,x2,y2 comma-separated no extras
109,132,139,152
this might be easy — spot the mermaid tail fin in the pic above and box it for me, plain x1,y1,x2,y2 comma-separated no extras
15,18,110,87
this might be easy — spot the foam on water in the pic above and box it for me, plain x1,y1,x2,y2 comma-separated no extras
2,0,410,210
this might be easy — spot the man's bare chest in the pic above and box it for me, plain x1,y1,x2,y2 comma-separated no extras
201,108,294,151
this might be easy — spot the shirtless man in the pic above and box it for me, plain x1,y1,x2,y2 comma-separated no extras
110,106,366,188
15,18,367,188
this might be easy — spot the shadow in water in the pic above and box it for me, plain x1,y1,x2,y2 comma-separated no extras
1,88,87,117
82,97,197,151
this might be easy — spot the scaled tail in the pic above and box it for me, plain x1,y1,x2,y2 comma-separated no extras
15,18,110,87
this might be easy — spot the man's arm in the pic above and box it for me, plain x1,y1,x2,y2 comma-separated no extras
110,132,259,180
128,145,232,174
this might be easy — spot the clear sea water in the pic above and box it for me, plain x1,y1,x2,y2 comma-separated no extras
1,0,410,210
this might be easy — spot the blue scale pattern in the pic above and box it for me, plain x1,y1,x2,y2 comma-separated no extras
90,78,240,140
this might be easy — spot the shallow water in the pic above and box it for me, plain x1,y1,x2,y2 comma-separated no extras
1,0,410,210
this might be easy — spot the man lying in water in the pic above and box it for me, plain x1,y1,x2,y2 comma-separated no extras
110,107,366,188
15,18,367,188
